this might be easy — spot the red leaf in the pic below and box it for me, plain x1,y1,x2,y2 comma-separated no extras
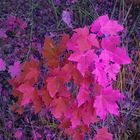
32,91,43,113
67,26,99,52
77,85,89,107
42,34,69,68
17,83,34,106
51,97,67,119
46,76,60,98
94,127,113,140
38,89,52,107
81,103,97,125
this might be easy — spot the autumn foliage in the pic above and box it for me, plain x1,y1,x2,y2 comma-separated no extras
9,15,131,140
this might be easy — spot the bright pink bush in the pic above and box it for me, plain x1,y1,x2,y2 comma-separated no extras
9,15,131,140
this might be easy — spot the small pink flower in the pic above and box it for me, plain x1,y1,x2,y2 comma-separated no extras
0,58,6,71
7,121,13,129
15,130,23,139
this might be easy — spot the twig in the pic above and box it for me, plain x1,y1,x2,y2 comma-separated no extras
111,0,118,18
122,3,133,24
26,0,34,60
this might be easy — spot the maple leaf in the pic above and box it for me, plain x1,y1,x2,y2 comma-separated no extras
77,85,89,107
70,110,81,128
93,47,131,86
73,131,84,140
101,36,120,52
93,86,124,119
91,15,109,33
64,103,81,128
69,50,98,76
57,33,69,52
51,97,67,118
17,82,34,106
65,127,85,140
94,127,113,140
38,89,52,107
42,37,59,68
8,61,21,78
0,58,6,71
93,58,121,86
60,63,75,82
66,33,79,52
81,102,97,125
91,15,124,35
10,102,24,115
58,118,71,129
104,63,120,80
101,20,124,36
100,47,132,64
42,34,69,68
92,60,109,87
46,76,60,98
67,26,99,52
32,91,43,113
21,60,40,83
61,63,83,85
88,33,100,48
10,88,24,114
17,83,43,113
24,67,39,81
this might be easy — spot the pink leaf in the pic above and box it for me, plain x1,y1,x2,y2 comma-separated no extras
67,33,79,52
91,15,124,35
100,48,131,64
91,15,109,33
92,60,109,87
94,87,124,119
104,63,120,80
69,50,98,76
101,20,124,35
101,36,120,52
88,33,100,48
